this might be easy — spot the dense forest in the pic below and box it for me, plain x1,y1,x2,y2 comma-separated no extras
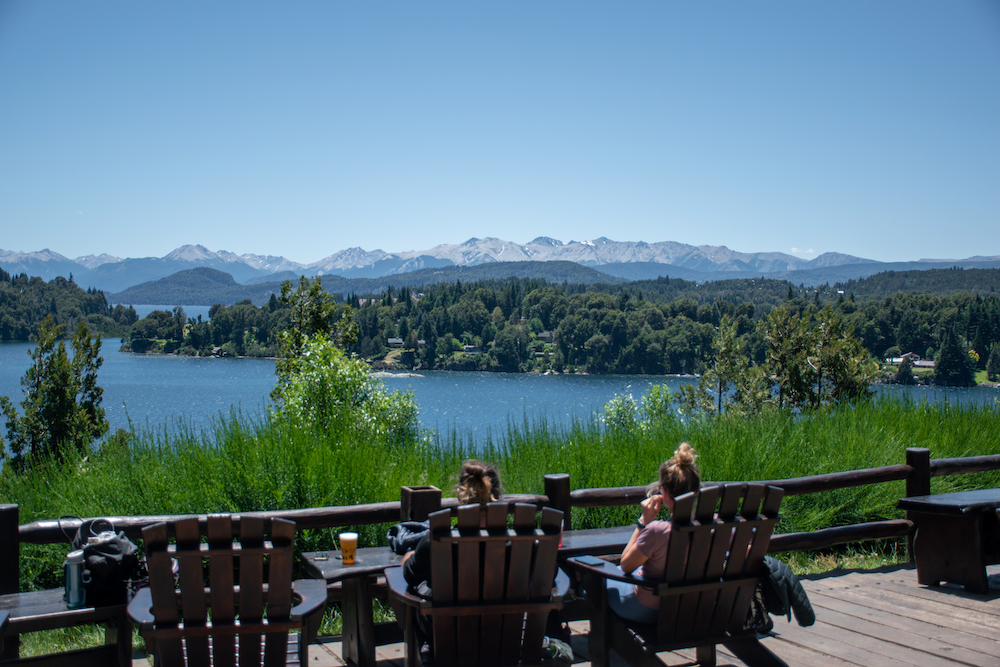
0,268,136,341
114,275,1000,383
4,267,998,384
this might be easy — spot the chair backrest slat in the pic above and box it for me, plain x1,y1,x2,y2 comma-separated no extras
264,518,296,667
429,509,457,664
143,521,186,665
175,517,211,667
478,503,509,661
455,505,483,663
207,514,237,667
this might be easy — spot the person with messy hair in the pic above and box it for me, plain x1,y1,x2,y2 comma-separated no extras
399,459,572,663
610,442,702,624
400,459,501,585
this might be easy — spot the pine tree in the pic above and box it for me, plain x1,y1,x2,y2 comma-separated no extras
1,317,108,472
934,327,975,386
987,344,1000,382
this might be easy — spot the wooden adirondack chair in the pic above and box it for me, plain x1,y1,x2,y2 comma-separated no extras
385,502,568,667
127,515,326,667
569,483,786,667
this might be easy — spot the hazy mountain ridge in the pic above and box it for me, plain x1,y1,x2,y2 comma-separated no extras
2,238,996,295
108,261,623,306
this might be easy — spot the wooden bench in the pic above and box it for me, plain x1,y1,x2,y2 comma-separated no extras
0,589,131,667
897,488,1000,593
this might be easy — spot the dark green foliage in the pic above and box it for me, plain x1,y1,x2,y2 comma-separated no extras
895,356,915,385
934,327,975,386
105,265,1000,378
1,317,109,472
987,344,1000,382
0,271,132,341
834,267,1000,299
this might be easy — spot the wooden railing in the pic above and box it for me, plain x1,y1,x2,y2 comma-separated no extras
3,446,1000,599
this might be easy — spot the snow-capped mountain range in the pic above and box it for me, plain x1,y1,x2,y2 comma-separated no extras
1,238,998,294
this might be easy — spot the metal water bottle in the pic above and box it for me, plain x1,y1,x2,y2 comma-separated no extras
64,549,86,609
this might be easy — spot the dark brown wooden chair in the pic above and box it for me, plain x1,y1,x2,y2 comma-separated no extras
127,514,326,667
568,483,786,667
385,503,567,667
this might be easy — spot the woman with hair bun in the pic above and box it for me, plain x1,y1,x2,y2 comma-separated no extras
455,459,503,505
609,443,701,624
401,459,502,585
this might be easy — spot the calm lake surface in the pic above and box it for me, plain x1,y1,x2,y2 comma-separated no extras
0,340,995,440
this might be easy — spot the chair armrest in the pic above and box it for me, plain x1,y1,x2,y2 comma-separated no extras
552,567,571,603
564,556,657,587
385,565,431,611
126,587,155,628
290,579,327,621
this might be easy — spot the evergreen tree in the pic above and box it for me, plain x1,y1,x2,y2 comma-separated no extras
896,356,915,385
1,317,109,472
934,326,975,386
986,344,1000,382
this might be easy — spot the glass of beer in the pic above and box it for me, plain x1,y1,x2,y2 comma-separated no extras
339,532,358,565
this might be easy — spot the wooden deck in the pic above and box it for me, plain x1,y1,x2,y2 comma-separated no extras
132,563,1000,666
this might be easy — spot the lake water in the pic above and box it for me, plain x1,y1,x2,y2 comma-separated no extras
0,340,995,440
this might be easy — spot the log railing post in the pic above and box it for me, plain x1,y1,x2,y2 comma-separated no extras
905,447,931,498
544,474,571,529
0,504,20,661
400,486,442,522
904,447,931,562
0,504,18,596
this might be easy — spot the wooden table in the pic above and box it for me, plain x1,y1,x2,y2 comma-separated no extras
302,547,405,667
897,488,1000,593
558,525,634,558
0,588,131,666
301,525,635,667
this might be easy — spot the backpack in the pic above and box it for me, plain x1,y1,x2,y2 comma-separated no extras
62,517,148,607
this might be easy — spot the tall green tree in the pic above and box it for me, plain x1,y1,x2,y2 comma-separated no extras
273,276,358,406
986,344,1000,382
934,326,975,386
1,317,109,472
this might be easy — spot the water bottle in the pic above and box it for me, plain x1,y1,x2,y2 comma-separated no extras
64,549,86,609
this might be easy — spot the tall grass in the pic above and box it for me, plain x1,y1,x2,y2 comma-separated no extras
3,396,999,593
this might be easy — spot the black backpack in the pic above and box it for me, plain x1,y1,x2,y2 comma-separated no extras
63,518,148,607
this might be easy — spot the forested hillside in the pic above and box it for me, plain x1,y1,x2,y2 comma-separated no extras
0,268,136,341
834,267,1000,299
116,273,1000,382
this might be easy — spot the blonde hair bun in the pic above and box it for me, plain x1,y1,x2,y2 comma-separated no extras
673,442,697,468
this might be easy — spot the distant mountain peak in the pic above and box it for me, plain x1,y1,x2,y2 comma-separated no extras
75,253,122,270
164,244,217,262
527,237,563,247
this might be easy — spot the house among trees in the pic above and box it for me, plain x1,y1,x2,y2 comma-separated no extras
890,352,934,368
537,331,553,343
387,337,403,348
463,345,481,354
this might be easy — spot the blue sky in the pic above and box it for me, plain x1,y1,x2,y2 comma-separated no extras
1,1,998,264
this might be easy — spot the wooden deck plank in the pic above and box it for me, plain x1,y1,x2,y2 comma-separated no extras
811,566,1000,615
834,575,1000,617
804,578,1000,640
765,624,921,667
808,590,1000,660
715,638,855,667
808,603,999,666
